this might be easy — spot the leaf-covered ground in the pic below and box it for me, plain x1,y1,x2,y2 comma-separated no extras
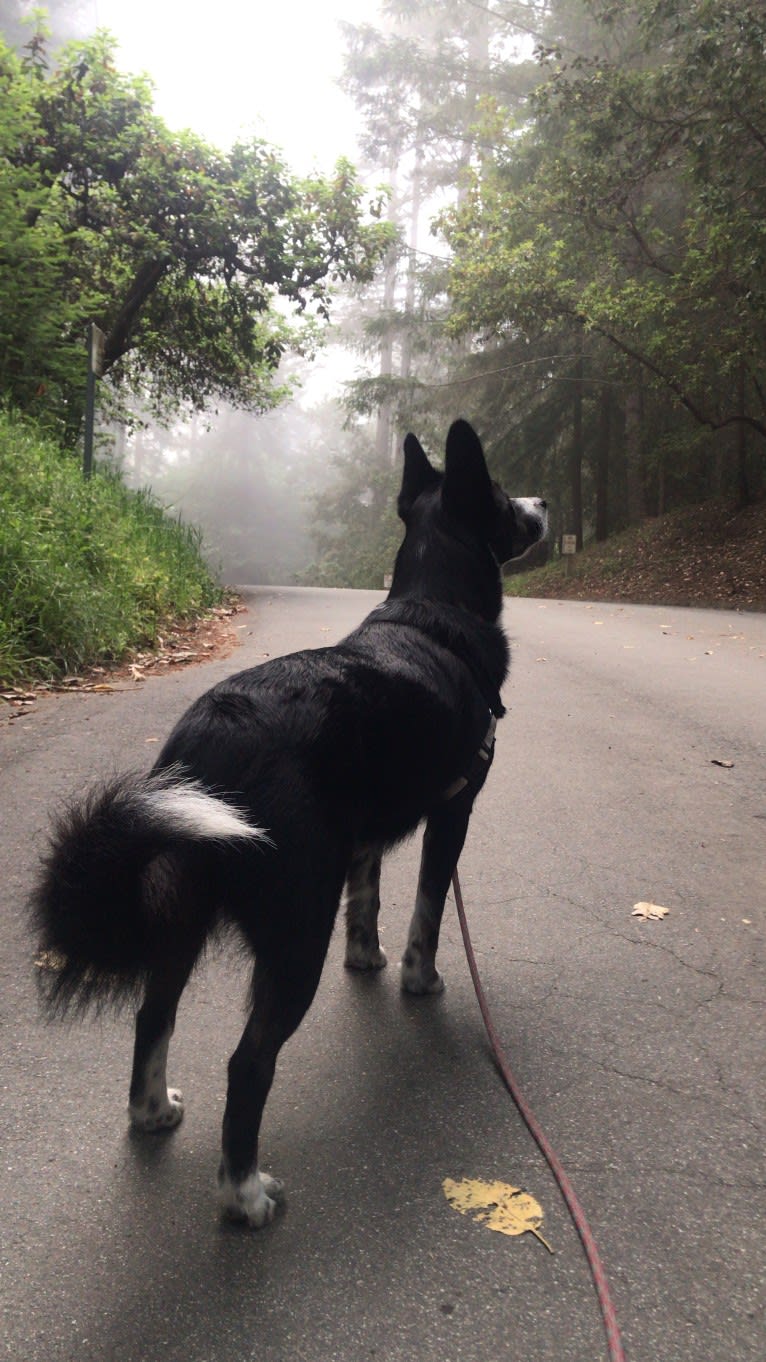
507,497,766,612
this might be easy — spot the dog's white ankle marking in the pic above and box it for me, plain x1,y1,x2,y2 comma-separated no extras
217,1168,285,1228
400,956,445,995
345,939,388,971
401,891,445,994
129,1030,185,1131
344,846,385,970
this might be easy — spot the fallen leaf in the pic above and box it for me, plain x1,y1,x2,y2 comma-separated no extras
443,1177,553,1252
632,902,670,920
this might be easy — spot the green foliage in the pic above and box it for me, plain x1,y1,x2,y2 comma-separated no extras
0,408,221,685
0,27,392,441
443,0,766,453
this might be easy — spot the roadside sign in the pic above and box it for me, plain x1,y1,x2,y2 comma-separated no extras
89,323,107,378
561,534,577,555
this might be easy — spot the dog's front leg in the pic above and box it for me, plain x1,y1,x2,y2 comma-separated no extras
344,843,387,971
401,791,473,995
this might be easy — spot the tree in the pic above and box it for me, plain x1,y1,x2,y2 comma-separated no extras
443,0,766,508
0,29,392,443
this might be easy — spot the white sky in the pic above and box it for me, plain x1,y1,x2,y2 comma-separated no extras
94,0,379,172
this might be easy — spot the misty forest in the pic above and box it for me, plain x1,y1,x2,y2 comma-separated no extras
1,0,765,682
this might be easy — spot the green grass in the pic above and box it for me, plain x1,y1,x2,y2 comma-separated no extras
0,408,222,686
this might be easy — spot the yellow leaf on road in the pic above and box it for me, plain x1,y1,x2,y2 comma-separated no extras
443,1177,553,1252
34,949,67,971
632,902,670,920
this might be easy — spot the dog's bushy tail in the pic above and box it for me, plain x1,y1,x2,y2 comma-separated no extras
31,768,268,1015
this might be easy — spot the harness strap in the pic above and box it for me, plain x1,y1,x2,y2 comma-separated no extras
442,712,497,801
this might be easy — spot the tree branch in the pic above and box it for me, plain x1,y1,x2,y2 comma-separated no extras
102,257,171,372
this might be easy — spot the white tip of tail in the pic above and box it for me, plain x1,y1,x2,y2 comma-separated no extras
143,785,270,844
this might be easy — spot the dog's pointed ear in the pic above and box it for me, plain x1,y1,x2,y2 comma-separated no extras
443,420,494,526
398,433,440,521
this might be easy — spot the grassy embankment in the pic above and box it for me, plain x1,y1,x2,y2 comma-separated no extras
506,498,766,613
0,409,222,687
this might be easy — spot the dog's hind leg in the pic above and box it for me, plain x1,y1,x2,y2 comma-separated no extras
401,790,473,995
128,945,200,1132
217,947,328,1229
344,843,387,971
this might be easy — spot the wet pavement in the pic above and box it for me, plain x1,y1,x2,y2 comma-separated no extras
1,588,764,1362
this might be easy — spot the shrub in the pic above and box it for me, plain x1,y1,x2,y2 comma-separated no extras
0,409,221,685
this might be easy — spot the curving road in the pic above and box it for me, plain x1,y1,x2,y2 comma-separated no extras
1,588,764,1362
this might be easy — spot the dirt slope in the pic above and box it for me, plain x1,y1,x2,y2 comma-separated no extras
507,497,766,611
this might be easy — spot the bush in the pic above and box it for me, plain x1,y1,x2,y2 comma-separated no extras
0,409,222,685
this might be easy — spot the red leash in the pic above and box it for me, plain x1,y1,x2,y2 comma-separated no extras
451,869,626,1362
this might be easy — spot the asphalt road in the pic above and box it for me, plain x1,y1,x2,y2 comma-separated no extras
1,589,764,1362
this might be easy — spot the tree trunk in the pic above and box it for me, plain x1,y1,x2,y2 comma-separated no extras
736,362,750,507
569,341,584,548
102,257,170,373
624,366,646,523
399,138,424,382
375,160,399,467
455,5,490,210
595,388,611,541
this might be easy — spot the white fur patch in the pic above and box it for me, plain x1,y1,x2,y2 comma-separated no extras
514,497,548,537
129,1027,185,1131
218,1168,285,1228
400,891,446,995
143,785,269,843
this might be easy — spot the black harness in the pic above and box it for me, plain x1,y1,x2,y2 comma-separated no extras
365,601,504,804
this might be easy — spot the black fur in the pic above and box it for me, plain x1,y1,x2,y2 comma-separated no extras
31,418,547,1226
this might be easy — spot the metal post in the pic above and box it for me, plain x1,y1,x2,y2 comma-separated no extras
83,323,106,480
83,355,96,480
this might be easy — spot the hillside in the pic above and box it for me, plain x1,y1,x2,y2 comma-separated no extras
0,410,222,688
506,498,766,613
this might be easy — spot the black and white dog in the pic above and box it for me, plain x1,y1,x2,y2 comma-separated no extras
32,419,547,1228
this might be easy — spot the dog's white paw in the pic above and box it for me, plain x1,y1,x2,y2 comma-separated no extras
129,1087,184,1132
399,959,445,995
344,941,388,971
218,1166,285,1228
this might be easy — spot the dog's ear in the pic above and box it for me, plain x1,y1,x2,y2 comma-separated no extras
443,420,495,528
398,433,440,521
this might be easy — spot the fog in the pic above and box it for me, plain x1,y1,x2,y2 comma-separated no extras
116,376,359,586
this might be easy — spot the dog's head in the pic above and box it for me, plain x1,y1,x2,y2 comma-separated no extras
398,419,548,565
